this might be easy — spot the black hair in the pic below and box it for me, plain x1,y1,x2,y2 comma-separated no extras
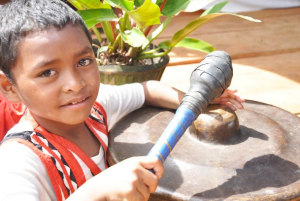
0,0,92,82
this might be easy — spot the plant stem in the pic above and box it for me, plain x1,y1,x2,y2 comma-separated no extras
127,47,140,58
92,26,102,45
142,16,172,51
110,21,116,40
139,48,162,55
125,12,131,30
160,0,168,12
144,26,152,37
101,22,115,45
119,12,129,52
108,34,121,54
121,12,129,31
120,37,124,52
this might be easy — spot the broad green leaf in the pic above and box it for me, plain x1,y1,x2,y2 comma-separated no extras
120,28,146,47
174,38,215,53
120,0,134,11
151,0,163,7
135,0,145,7
168,13,261,48
127,0,161,28
162,0,217,17
72,0,111,9
104,0,134,10
104,0,120,7
201,1,228,17
78,9,118,29
66,0,83,10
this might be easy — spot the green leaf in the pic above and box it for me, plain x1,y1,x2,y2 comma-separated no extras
71,0,111,9
78,9,118,29
127,0,161,28
120,0,134,11
162,0,217,17
104,0,134,10
174,38,215,53
168,13,261,48
66,0,84,10
154,0,164,6
104,0,120,7
201,1,228,17
134,0,145,7
120,28,146,47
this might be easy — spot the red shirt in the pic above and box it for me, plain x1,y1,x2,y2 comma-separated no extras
0,94,26,140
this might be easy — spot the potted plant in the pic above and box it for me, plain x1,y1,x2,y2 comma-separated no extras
66,0,260,85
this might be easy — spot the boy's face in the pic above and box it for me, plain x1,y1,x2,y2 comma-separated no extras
11,24,100,128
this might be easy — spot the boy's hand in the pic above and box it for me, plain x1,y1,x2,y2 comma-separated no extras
69,156,164,201
100,156,164,200
211,87,246,111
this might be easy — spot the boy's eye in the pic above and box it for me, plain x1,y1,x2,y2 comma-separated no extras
39,69,57,78
78,58,92,67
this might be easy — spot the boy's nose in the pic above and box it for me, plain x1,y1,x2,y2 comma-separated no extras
62,70,85,93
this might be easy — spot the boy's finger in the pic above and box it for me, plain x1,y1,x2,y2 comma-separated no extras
137,160,160,193
136,178,151,200
139,156,164,179
224,89,246,103
140,170,158,193
220,102,237,111
233,92,246,102
226,87,238,93
228,98,244,109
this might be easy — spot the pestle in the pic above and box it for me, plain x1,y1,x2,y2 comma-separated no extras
147,51,233,163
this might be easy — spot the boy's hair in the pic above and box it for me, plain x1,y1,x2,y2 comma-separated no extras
0,0,92,82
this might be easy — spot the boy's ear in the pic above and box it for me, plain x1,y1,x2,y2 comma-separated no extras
0,71,21,103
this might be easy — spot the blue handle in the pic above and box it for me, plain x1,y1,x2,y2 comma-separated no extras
147,107,196,163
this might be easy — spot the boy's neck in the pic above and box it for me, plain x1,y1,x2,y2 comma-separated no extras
33,115,101,157
33,114,86,138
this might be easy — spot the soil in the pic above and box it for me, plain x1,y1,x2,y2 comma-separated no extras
93,39,148,66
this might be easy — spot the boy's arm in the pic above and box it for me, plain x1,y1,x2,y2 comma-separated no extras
0,142,163,201
0,142,56,201
142,81,184,110
67,156,163,201
142,81,245,111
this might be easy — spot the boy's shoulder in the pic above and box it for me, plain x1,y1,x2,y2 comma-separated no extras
0,132,54,201
0,120,44,179
2,120,35,142
7,120,35,134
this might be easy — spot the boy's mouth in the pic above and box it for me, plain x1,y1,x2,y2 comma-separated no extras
69,98,86,105
63,96,89,106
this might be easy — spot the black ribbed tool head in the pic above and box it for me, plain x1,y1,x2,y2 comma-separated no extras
180,51,233,116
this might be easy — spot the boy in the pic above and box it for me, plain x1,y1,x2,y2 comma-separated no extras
0,0,244,200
